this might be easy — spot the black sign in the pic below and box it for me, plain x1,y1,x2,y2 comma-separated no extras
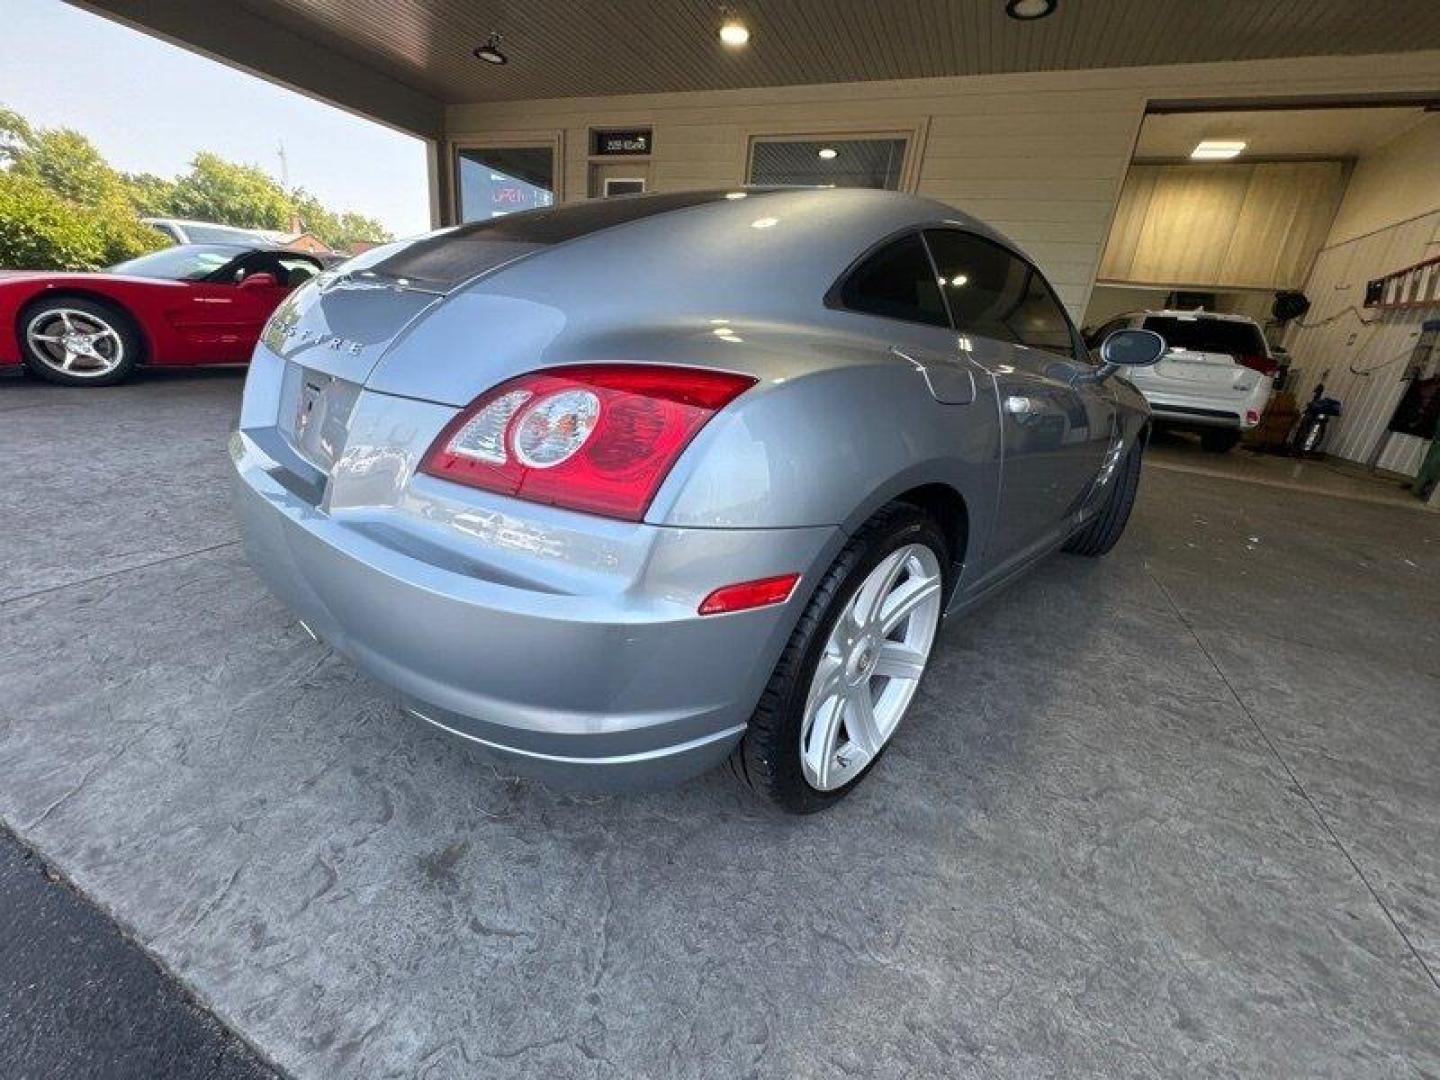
592,129,651,156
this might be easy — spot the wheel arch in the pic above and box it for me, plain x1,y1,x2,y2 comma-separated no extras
835,463,978,600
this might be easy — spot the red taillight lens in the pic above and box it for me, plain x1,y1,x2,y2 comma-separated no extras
1237,352,1278,377
419,364,757,521
698,573,800,616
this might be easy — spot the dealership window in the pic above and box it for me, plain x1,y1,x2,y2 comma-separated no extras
837,234,947,327
456,146,555,221
924,230,1077,358
749,138,907,190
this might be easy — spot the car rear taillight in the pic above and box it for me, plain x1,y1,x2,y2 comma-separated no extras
419,364,757,521
1237,352,1278,377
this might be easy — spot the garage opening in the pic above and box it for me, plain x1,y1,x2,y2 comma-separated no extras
1084,101,1440,504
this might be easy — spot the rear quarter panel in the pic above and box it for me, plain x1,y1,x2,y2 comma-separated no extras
651,346,1001,579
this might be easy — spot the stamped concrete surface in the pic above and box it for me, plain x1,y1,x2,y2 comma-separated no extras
1,370,1437,1078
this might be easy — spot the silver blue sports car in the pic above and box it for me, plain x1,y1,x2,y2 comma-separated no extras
231,187,1163,812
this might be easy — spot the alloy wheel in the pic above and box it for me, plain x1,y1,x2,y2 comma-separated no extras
25,308,126,378
800,542,943,791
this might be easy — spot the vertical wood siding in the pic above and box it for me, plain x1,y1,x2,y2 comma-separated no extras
1098,162,1348,290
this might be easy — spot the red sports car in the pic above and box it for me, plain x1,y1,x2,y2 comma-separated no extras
0,244,324,386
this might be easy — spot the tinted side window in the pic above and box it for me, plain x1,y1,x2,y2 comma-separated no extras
838,234,947,328
924,230,1077,358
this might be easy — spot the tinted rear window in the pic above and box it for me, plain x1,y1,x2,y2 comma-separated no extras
1143,316,1265,357
351,190,773,291
838,234,948,327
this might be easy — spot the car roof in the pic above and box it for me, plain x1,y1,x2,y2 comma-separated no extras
1134,309,1263,325
355,187,1022,297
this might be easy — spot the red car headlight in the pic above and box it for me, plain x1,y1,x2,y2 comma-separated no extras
419,364,757,522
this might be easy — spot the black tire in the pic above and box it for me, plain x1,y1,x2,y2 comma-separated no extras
1063,442,1143,558
730,502,950,813
1200,428,1240,453
18,297,142,386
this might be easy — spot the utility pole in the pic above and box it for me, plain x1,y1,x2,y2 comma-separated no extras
277,141,289,188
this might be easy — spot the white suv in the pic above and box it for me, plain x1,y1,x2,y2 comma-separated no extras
1086,309,1276,452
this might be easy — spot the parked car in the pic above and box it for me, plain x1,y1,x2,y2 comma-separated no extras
1085,309,1276,452
0,244,323,385
232,188,1164,811
142,217,284,246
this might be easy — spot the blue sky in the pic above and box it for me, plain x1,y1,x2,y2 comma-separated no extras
0,0,431,236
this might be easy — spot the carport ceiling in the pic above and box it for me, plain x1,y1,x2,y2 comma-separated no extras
1134,107,1433,161
78,0,1440,113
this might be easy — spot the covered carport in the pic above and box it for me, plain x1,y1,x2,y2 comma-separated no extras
4,4,1439,1077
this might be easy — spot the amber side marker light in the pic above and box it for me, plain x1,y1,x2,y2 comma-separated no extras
698,573,800,616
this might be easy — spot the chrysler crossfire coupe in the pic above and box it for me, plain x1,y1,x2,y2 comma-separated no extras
231,188,1163,812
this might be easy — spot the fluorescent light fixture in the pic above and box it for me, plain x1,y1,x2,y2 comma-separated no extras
724,191,747,200
719,20,750,46
1191,140,1246,160
817,147,838,160
750,217,778,229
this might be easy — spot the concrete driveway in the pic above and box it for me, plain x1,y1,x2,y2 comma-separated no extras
1,370,1437,1078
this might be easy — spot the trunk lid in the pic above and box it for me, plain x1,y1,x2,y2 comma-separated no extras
1134,313,1271,393
268,277,440,471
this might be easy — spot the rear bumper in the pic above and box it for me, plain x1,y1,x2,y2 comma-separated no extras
1127,367,1274,432
1148,403,1244,428
231,428,839,789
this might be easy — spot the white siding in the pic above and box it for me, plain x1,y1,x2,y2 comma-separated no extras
1283,211,1440,476
447,51,1440,322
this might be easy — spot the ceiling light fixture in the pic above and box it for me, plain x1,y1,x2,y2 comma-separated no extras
1005,0,1057,20
473,32,507,65
817,147,838,160
1190,139,1247,160
719,19,750,46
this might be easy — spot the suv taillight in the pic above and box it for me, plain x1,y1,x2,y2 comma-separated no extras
1237,352,1278,377
419,364,757,521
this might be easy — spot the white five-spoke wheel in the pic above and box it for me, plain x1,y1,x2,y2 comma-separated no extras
800,542,943,791
26,308,126,378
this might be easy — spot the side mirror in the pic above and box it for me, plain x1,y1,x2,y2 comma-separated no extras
1095,328,1166,380
238,271,279,290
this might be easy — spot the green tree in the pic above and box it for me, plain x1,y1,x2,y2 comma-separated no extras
9,127,129,206
165,152,291,230
123,171,178,217
0,170,163,271
1,104,396,268
0,106,33,167
289,188,390,250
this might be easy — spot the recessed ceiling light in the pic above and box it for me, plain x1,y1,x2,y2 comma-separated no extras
472,32,507,65
817,147,838,160
750,217,778,229
719,20,750,46
1005,0,1057,20
1191,139,1246,160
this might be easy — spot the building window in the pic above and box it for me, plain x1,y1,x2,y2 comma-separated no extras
456,146,555,221
749,138,907,190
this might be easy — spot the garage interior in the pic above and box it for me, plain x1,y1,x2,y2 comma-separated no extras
3,3,1440,1077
